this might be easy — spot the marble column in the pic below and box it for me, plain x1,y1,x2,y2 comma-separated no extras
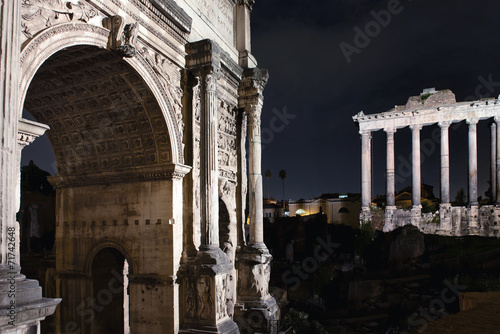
247,104,265,245
235,68,279,333
385,128,396,207
360,131,372,211
411,124,423,208
491,121,497,203
467,119,479,206
439,121,451,204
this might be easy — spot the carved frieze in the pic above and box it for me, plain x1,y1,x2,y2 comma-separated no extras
141,47,184,133
21,0,98,42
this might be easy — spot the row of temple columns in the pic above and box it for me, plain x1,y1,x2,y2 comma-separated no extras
360,117,500,213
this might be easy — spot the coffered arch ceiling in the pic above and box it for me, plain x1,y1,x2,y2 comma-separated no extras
23,45,172,177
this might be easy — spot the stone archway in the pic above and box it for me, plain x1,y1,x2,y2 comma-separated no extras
20,32,189,333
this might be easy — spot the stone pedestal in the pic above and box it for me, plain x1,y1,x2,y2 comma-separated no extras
411,205,422,226
383,206,397,232
0,265,60,333
180,249,239,334
360,208,371,225
468,205,479,229
235,246,279,334
439,203,452,233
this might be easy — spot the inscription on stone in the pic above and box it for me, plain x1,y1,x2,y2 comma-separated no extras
193,0,234,46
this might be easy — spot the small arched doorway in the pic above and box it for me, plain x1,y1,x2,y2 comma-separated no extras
91,247,129,334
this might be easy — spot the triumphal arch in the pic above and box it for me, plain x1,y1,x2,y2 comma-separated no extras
0,0,278,333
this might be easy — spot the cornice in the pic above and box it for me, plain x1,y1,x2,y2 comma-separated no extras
48,163,191,188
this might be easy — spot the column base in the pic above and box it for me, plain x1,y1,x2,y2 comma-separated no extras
179,318,240,334
411,205,422,226
235,244,279,334
360,208,371,225
234,297,280,334
468,205,479,228
383,206,397,232
180,247,239,333
439,203,452,233
0,265,61,332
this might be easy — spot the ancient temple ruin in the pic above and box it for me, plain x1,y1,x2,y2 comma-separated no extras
0,0,278,333
353,88,500,237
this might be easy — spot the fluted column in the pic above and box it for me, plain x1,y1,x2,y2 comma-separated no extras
360,130,372,210
439,121,451,204
411,124,423,208
186,40,223,253
199,66,222,250
491,121,497,203
385,128,396,207
467,119,479,206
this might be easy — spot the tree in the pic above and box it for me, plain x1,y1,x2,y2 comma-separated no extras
282,308,310,333
454,188,466,206
264,169,272,200
279,170,287,209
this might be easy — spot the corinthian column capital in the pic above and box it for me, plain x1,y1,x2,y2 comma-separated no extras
238,67,269,108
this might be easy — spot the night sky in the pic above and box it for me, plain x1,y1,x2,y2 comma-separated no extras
251,0,500,201
22,0,500,202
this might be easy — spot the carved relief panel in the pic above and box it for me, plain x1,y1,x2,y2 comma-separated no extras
21,0,99,44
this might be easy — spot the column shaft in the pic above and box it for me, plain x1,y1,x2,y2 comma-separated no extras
247,106,264,244
468,119,478,206
199,69,220,249
361,131,372,209
411,125,422,207
238,68,268,248
385,128,396,207
440,122,451,204
491,122,497,203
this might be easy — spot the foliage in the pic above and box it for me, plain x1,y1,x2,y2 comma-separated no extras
354,221,374,258
454,188,467,206
420,93,431,101
279,169,287,207
282,308,311,333
422,200,438,213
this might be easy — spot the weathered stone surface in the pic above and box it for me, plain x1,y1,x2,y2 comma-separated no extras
354,88,500,238
2,0,277,333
